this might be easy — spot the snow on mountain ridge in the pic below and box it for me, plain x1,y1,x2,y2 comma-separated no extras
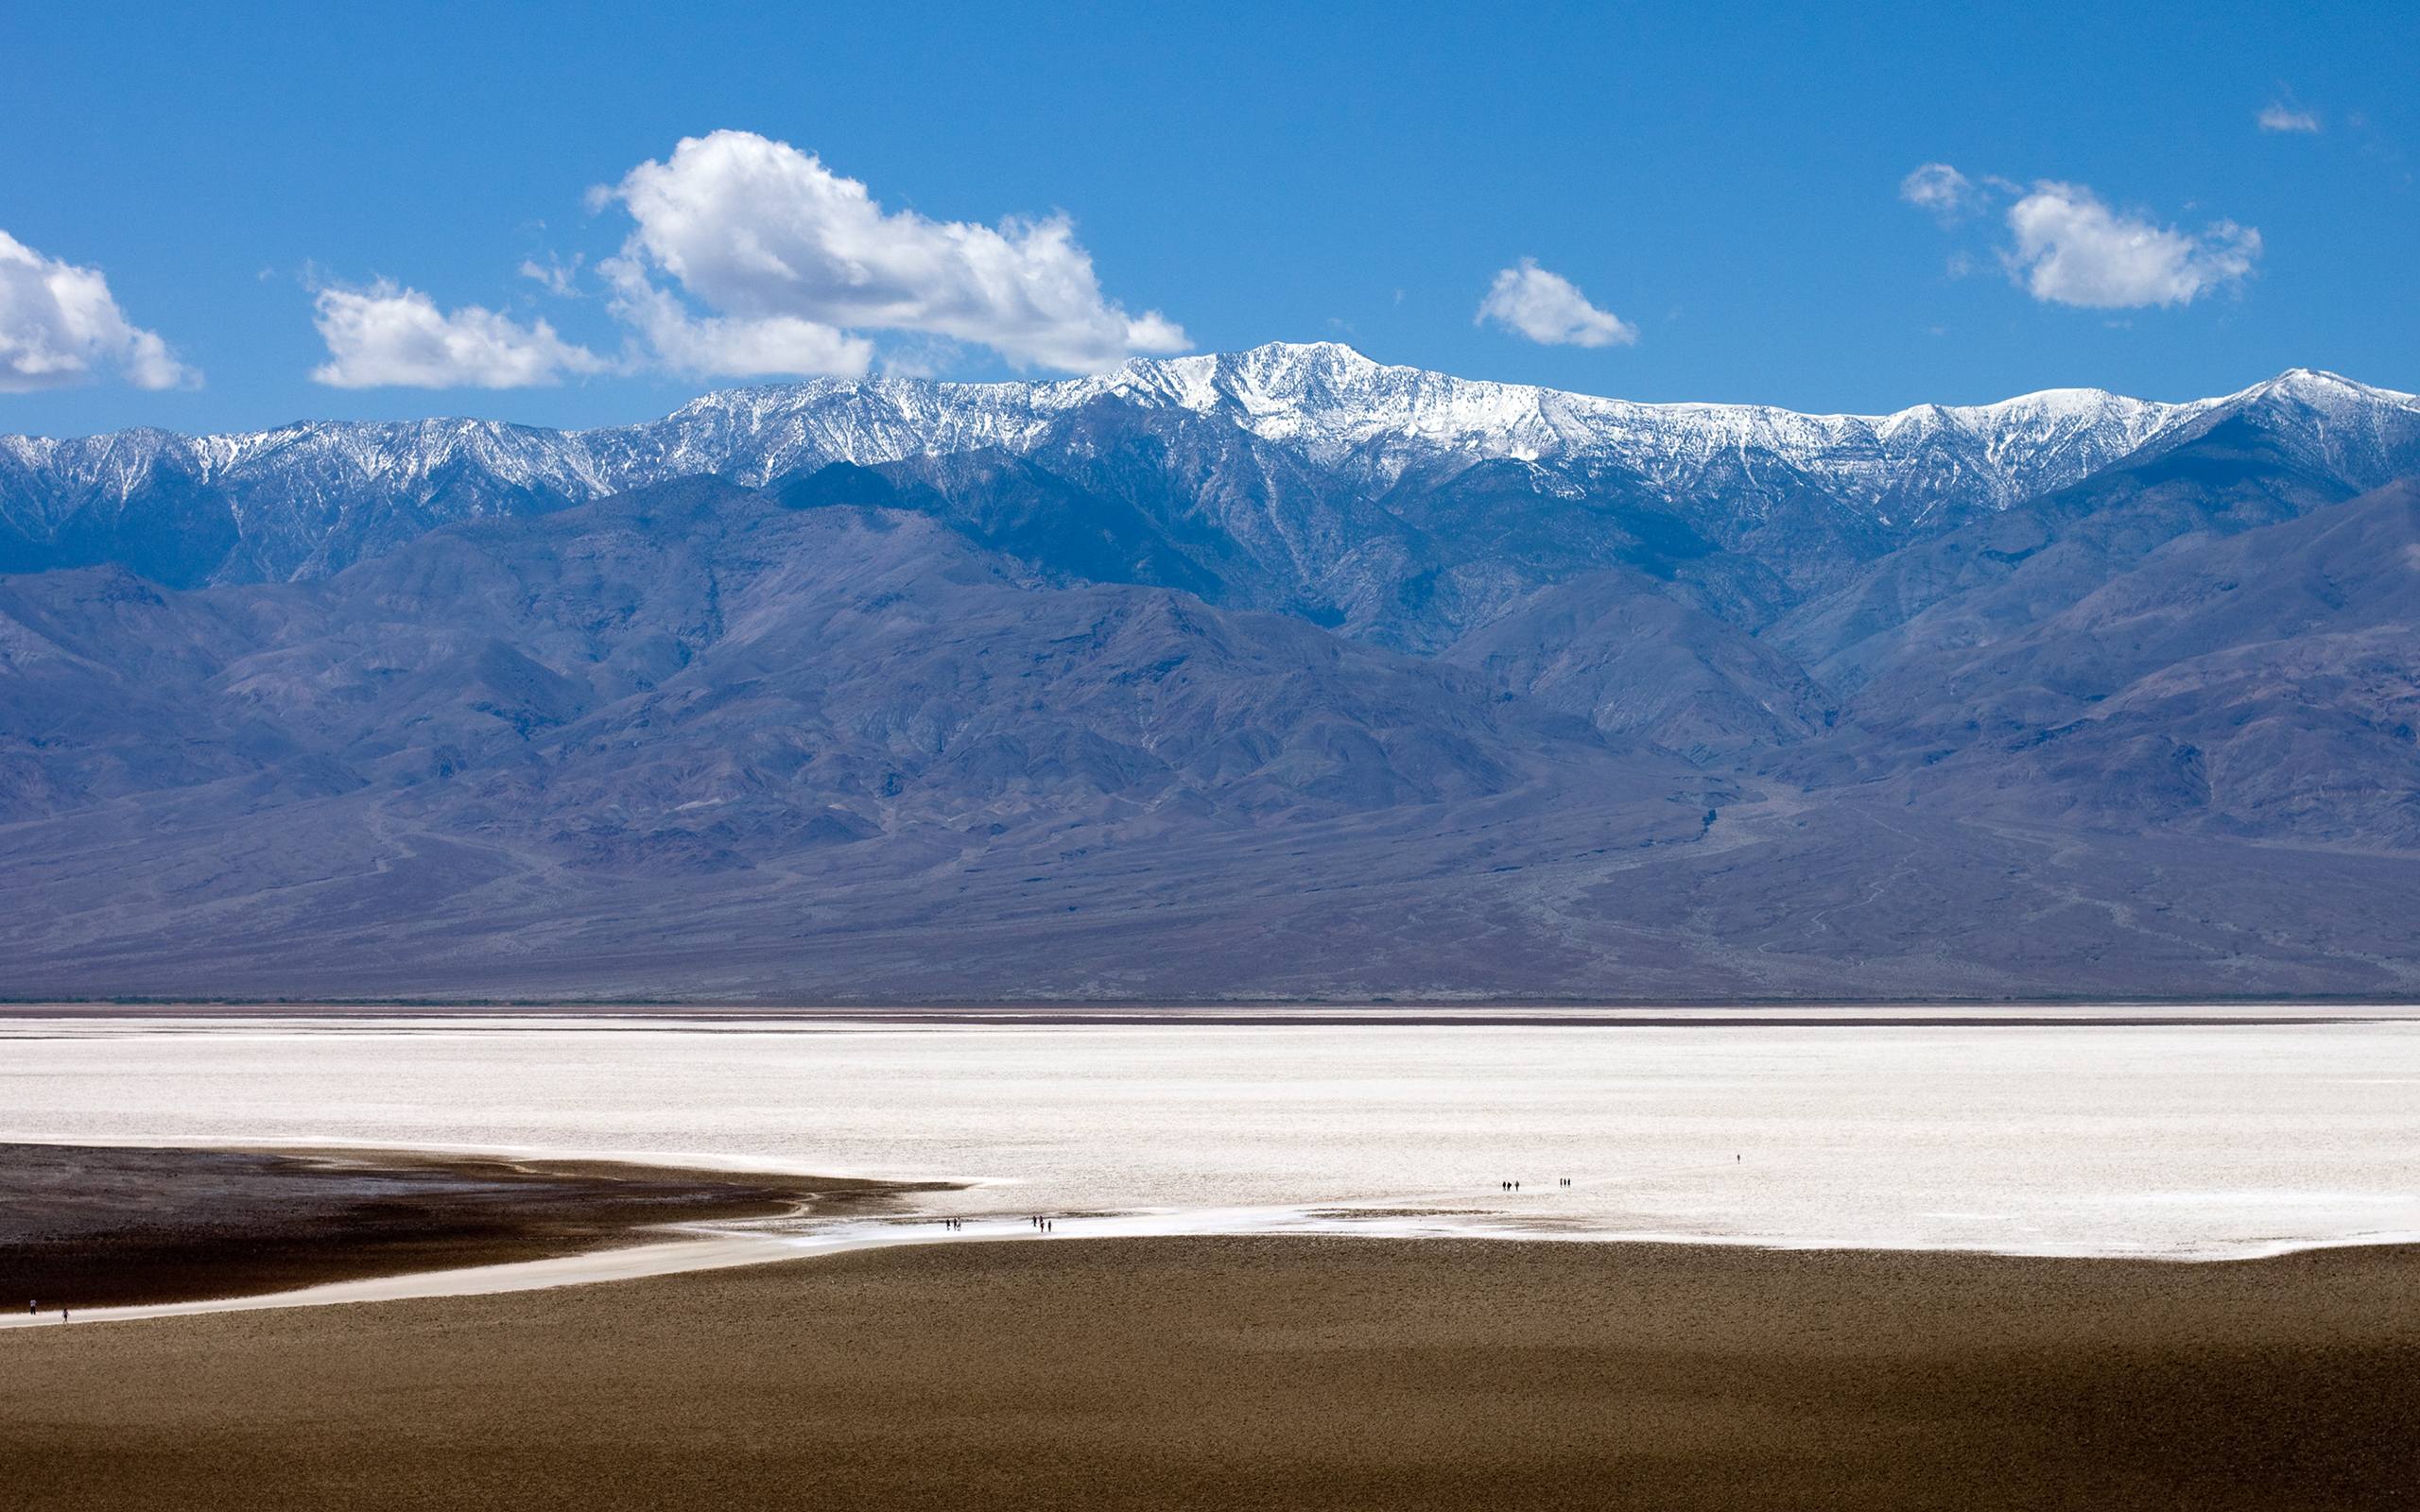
3,343,2411,581
600,342,2229,524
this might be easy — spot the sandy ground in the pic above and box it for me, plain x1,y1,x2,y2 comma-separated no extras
5,1234,2416,1510
0,1143,935,1309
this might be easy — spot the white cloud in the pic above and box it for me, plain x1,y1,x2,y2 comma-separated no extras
596,130,1186,375
309,281,611,388
518,254,584,297
2257,103,2322,133
0,230,195,392
1901,163,2263,313
1475,258,1637,348
596,254,873,379
1898,163,1977,222
874,335,965,380
2002,183,2260,309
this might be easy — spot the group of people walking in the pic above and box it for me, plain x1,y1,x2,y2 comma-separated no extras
931,1215,1061,1232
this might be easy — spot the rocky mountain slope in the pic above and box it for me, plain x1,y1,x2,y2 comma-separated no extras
0,348,2413,1000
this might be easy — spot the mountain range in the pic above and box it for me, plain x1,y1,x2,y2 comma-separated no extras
3,342,2415,1001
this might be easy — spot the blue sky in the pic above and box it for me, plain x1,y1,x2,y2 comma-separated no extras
6,1,2414,437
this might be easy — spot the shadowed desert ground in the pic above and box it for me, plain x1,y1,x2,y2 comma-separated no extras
6,1234,2416,1510
0,1143,929,1308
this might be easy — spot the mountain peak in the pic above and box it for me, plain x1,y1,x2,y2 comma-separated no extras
1230,338,1374,366
2234,367,2417,411
1115,340,1389,403
7,349,2414,592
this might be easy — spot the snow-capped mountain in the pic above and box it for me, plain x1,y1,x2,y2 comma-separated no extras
5,343,2411,590
1092,344,2204,520
4,346,2418,1002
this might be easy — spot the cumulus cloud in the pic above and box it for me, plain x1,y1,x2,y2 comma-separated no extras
0,230,195,392
1475,258,1638,348
309,281,611,388
1898,162,1977,222
2002,183,2261,309
595,130,1186,375
596,254,873,379
1900,165,2263,312
2257,103,2322,133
